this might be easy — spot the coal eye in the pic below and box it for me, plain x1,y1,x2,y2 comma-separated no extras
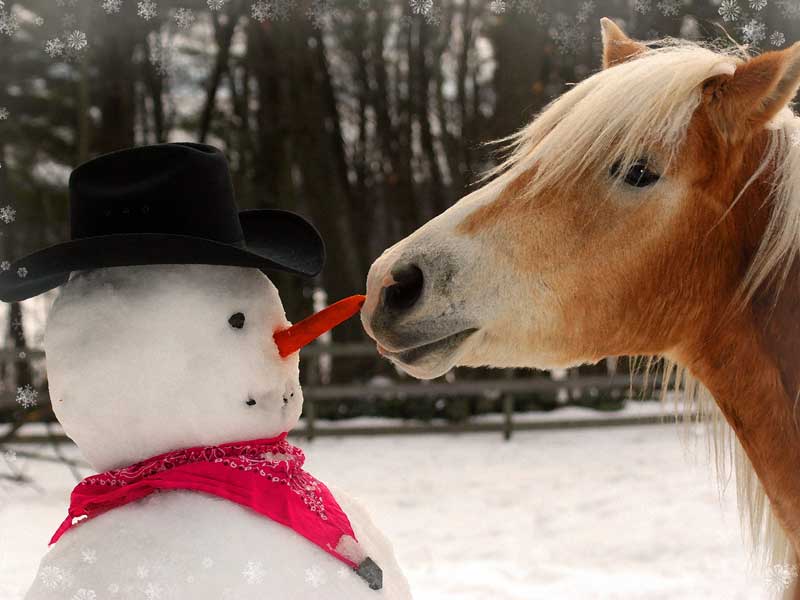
228,312,245,329
610,160,660,188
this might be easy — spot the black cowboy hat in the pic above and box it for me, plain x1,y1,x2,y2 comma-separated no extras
0,143,325,302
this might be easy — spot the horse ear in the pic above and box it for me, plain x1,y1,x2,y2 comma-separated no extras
702,42,800,141
600,18,646,69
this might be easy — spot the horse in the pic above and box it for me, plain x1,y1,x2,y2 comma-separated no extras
361,17,800,598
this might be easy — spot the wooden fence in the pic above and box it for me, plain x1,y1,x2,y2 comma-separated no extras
0,345,676,443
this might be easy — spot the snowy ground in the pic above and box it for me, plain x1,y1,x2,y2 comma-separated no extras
0,422,782,599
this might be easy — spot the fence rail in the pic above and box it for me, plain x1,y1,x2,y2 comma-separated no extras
0,346,671,443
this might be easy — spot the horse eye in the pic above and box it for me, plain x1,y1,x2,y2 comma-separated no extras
228,312,245,329
610,160,660,188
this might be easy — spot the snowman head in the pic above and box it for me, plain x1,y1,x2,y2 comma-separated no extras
44,264,303,471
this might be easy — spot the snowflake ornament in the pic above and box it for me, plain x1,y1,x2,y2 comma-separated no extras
410,0,432,15
174,8,195,29
576,0,594,23
207,0,226,10
34,16,44,26
656,0,681,16
304,564,327,588
67,30,88,52
765,563,799,591
719,0,741,22
81,548,98,564
16,266,27,278
45,38,65,58
770,31,786,46
250,0,270,22
16,384,37,408
0,107,7,120
39,566,73,590
0,9,19,36
489,0,506,13
242,560,265,584
137,0,157,20
741,19,766,44
749,0,767,10
1,261,9,271
102,0,123,14
62,13,78,28
0,205,16,223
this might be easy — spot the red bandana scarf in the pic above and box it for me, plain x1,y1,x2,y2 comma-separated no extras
51,434,382,590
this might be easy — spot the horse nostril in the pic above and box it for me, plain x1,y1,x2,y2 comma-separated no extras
383,264,424,313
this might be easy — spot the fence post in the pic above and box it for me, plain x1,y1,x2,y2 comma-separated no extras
305,398,316,442
502,394,514,441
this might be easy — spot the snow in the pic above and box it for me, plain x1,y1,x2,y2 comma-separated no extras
0,423,777,599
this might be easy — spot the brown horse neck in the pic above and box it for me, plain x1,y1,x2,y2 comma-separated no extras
678,261,800,560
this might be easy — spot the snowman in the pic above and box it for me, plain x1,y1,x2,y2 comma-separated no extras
0,143,412,599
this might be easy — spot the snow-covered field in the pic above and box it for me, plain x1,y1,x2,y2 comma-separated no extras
0,422,781,599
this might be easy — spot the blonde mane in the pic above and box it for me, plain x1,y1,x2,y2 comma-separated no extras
488,40,800,583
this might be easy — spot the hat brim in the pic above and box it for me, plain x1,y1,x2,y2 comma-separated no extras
0,209,325,302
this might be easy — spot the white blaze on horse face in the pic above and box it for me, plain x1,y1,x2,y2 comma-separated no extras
44,264,302,471
364,40,743,377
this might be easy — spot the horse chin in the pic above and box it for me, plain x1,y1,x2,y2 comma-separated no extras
380,328,479,380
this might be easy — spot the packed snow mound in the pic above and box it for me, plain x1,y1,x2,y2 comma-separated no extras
44,264,302,471
24,490,412,600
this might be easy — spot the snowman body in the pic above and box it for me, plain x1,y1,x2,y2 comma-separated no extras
25,264,411,600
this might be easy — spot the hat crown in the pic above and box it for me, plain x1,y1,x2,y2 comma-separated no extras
69,143,244,245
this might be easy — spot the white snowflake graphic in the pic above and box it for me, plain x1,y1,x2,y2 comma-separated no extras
742,19,766,44
634,0,651,12
67,30,88,52
16,266,27,279
81,548,97,564
749,0,767,10
251,1,270,22
38,566,73,590
304,564,327,588
137,0,157,20
102,0,123,14
410,0,432,15
657,0,681,16
174,8,195,29
16,384,37,408
0,205,15,223
770,31,786,46
765,562,799,591
207,0,226,9
45,38,65,58
62,13,77,29
1,260,10,271
719,0,741,22
576,0,594,23
0,10,19,37
143,582,162,599
242,560,265,584
489,0,506,13
0,107,8,120
71,590,96,600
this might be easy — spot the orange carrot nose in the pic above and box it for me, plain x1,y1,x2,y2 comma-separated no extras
274,295,366,358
